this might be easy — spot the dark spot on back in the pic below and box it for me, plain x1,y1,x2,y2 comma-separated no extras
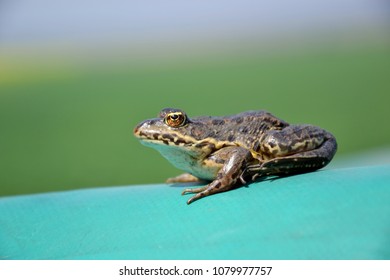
212,119,225,125
228,135,235,142
235,117,243,124
240,127,249,133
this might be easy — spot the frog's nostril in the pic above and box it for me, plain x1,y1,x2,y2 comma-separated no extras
133,123,142,135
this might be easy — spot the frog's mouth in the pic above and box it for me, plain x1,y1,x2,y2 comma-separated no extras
141,134,194,147
134,127,194,147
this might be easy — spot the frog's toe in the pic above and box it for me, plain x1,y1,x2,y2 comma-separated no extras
186,186,221,204
187,193,203,204
181,186,207,195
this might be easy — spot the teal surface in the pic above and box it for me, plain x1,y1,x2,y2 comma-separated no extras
1,165,390,260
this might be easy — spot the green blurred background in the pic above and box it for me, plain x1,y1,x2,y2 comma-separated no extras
1,1,389,197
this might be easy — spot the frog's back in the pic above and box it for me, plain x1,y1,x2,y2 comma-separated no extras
192,110,288,149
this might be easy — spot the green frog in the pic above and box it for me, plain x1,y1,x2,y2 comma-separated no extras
134,108,337,204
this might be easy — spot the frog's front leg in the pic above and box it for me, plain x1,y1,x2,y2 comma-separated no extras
182,146,252,204
244,124,337,180
166,173,204,183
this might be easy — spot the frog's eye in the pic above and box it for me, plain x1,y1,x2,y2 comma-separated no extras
164,112,187,127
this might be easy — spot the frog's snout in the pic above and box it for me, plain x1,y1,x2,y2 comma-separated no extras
133,122,143,136
133,120,154,137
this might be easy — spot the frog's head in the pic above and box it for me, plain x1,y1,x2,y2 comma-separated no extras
134,108,218,171
134,108,209,150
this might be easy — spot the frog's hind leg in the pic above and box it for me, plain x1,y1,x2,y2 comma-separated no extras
246,125,337,180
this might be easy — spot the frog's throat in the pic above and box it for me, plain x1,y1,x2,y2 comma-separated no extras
140,138,220,180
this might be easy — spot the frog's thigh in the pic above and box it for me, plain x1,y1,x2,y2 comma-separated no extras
260,125,330,156
252,125,337,175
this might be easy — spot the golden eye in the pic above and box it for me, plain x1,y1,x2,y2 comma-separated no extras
165,112,186,127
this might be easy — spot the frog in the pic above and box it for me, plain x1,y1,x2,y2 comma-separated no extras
133,108,337,204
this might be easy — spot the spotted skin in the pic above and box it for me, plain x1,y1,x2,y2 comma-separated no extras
134,108,337,204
